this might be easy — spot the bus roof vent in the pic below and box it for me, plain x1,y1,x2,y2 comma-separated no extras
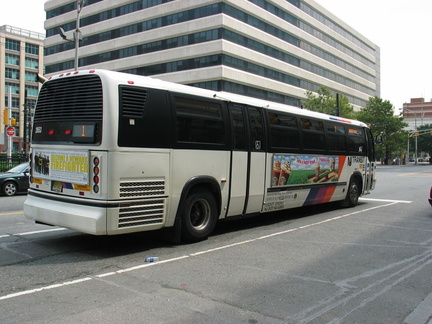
120,86,147,118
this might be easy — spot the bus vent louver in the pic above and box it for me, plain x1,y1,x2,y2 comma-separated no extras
118,200,165,228
34,75,103,122
119,180,165,198
120,87,147,118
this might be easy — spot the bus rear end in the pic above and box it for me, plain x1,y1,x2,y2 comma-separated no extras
24,71,110,234
24,70,170,235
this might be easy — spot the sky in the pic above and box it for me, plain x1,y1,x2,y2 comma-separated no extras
1,0,431,112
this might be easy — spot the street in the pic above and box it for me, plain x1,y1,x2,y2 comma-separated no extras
1,165,432,323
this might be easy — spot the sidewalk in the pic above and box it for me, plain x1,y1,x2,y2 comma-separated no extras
404,291,432,324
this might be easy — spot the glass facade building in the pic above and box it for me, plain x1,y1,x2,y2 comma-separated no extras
43,0,380,110
0,25,44,153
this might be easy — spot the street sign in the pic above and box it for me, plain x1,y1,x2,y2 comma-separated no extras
6,126,15,136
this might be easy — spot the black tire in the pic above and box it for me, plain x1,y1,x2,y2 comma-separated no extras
342,178,360,207
2,181,18,196
181,189,218,242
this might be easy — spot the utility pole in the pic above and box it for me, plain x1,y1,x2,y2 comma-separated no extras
59,0,86,71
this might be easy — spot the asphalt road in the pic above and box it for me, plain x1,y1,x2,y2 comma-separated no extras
1,165,432,323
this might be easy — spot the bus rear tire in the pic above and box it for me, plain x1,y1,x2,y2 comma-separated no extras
181,189,218,243
342,178,360,207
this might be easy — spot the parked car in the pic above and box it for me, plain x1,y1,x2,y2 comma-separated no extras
0,162,30,196
429,186,432,207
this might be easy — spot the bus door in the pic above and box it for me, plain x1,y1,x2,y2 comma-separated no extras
226,104,266,217
246,107,266,213
364,128,376,193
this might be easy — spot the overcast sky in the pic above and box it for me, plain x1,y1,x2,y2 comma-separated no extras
1,0,431,112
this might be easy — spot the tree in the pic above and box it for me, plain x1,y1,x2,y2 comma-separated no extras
302,86,354,118
415,124,432,160
356,97,408,164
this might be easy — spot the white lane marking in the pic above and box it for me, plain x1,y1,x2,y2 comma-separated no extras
360,198,412,204
0,278,92,301
0,201,403,301
0,228,68,239
17,228,68,236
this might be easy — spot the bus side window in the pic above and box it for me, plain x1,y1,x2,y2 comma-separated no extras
301,118,325,151
268,111,299,151
347,127,366,154
175,96,225,145
118,86,171,148
365,128,375,161
326,122,347,152
248,107,265,151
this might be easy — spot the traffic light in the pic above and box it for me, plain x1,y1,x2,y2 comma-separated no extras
414,131,419,137
3,109,8,125
11,118,17,126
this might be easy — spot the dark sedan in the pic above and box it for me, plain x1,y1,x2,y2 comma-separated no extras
430,186,432,206
0,162,30,196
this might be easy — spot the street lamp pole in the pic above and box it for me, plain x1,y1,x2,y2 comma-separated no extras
74,0,86,71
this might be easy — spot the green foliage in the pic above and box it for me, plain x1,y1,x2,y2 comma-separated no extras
415,124,432,156
302,86,354,118
356,97,408,163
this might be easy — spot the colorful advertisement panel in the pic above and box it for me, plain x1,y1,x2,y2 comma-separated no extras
272,154,340,187
33,150,89,185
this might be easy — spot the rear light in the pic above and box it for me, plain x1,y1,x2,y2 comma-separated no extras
29,152,33,182
93,156,100,193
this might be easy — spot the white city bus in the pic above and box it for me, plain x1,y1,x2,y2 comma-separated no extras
24,69,376,242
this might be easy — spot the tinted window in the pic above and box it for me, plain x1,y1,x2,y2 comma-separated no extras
268,111,299,150
230,105,246,150
347,127,366,154
176,97,225,145
248,107,265,151
301,118,325,151
118,86,172,148
326,122,346,151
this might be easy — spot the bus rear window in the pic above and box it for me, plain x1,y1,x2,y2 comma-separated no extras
32,74,103,144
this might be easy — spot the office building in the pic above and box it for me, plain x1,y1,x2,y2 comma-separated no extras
1,25,44,153
402,98,432,130
43,0,380,112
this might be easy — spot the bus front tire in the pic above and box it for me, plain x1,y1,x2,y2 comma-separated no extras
181,190,218,243
342,178,360,207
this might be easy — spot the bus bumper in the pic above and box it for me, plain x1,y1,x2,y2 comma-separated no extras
24,192,107,235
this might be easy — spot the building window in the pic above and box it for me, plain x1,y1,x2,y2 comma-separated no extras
25,43,39,55
25,72,37,82
6,53,20,65
5,96,20,109
25,57,39,69
5,82,20,94
6,39,20,51
5,68,20,80
25,85,39,97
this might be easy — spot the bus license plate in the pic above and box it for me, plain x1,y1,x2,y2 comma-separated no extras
52,181,63,193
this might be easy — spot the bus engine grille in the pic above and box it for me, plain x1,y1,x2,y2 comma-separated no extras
119,180,165,198
118,200,165,228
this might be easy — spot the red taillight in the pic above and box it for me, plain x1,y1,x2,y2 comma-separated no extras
29,152,33,181
92,156,100,193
